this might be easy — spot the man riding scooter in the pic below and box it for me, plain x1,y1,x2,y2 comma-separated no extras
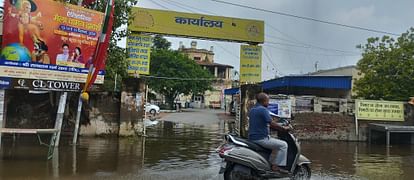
248,92,290,174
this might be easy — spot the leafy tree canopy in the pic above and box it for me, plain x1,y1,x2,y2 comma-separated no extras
149,36,213,108
355,27,414,101
152,35,171,51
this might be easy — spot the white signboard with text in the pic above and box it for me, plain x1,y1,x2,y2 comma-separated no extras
268,98,292,118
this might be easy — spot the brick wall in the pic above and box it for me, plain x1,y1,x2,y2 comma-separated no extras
292,104,414,141
292,113,360,141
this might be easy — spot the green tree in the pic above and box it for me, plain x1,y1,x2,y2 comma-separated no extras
153,35,171,50
149,37,213,109
56,0,138,91
355,28,414,101
102,42,129,91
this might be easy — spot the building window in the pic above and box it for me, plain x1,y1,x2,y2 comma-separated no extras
218,68,226,79
208,67,215,76
194,57,201,61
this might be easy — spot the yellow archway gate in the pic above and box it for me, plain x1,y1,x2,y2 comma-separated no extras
127,7,265,84
127,7,265,136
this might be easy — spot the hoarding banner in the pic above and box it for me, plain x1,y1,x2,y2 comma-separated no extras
0,77,104,92
127,34,152,75
356,100,404,121
268,98,292,118
240,45,262,83
13,79,82,92
1,0,105,89
129,8,264,44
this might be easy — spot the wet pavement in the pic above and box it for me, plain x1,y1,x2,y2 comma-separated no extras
0,109,414,180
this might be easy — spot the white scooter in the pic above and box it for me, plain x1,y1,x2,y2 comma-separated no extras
216,115,311,180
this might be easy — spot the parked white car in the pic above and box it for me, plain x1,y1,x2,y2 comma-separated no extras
145,103,160,115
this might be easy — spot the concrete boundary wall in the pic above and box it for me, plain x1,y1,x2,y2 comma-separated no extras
80,92,120,136
237,85,414,142
290,103,413,141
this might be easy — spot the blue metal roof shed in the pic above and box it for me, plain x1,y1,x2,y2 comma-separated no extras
224,76,352,98
262,76,352,90
224,87,240,95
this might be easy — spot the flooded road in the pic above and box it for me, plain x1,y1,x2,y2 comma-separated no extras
0,109,414,180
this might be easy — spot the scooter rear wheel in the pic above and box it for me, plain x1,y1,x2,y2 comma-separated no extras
223,165,242,180
291,164,311,180
224,164,264,180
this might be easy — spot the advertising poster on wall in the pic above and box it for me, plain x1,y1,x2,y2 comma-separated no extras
0,0,105,91
268,98,292,118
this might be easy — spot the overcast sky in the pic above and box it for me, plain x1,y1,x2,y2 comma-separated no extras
128,0,413,81
2,0,413,81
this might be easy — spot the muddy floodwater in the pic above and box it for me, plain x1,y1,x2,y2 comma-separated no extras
0,110,413,180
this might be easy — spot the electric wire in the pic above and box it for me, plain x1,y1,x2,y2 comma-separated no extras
163,0,361,55
141,75,217,81
145,0,361,78
210,0,399,36
264,44,360,57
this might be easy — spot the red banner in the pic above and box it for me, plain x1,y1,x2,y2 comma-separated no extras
85,0,114,91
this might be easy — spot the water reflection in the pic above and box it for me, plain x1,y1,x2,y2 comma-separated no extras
144,121,224,171
0,120,225,179
0,120,414,179
301,141,414,180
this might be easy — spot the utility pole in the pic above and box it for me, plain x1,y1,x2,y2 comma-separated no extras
114,73,118,92
72,0,84,145
143,84,149,136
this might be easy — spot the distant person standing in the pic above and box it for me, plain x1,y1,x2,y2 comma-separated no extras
229,100,234,114
56,44,70,62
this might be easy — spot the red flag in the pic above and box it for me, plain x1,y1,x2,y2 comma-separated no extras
84,0,115,91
